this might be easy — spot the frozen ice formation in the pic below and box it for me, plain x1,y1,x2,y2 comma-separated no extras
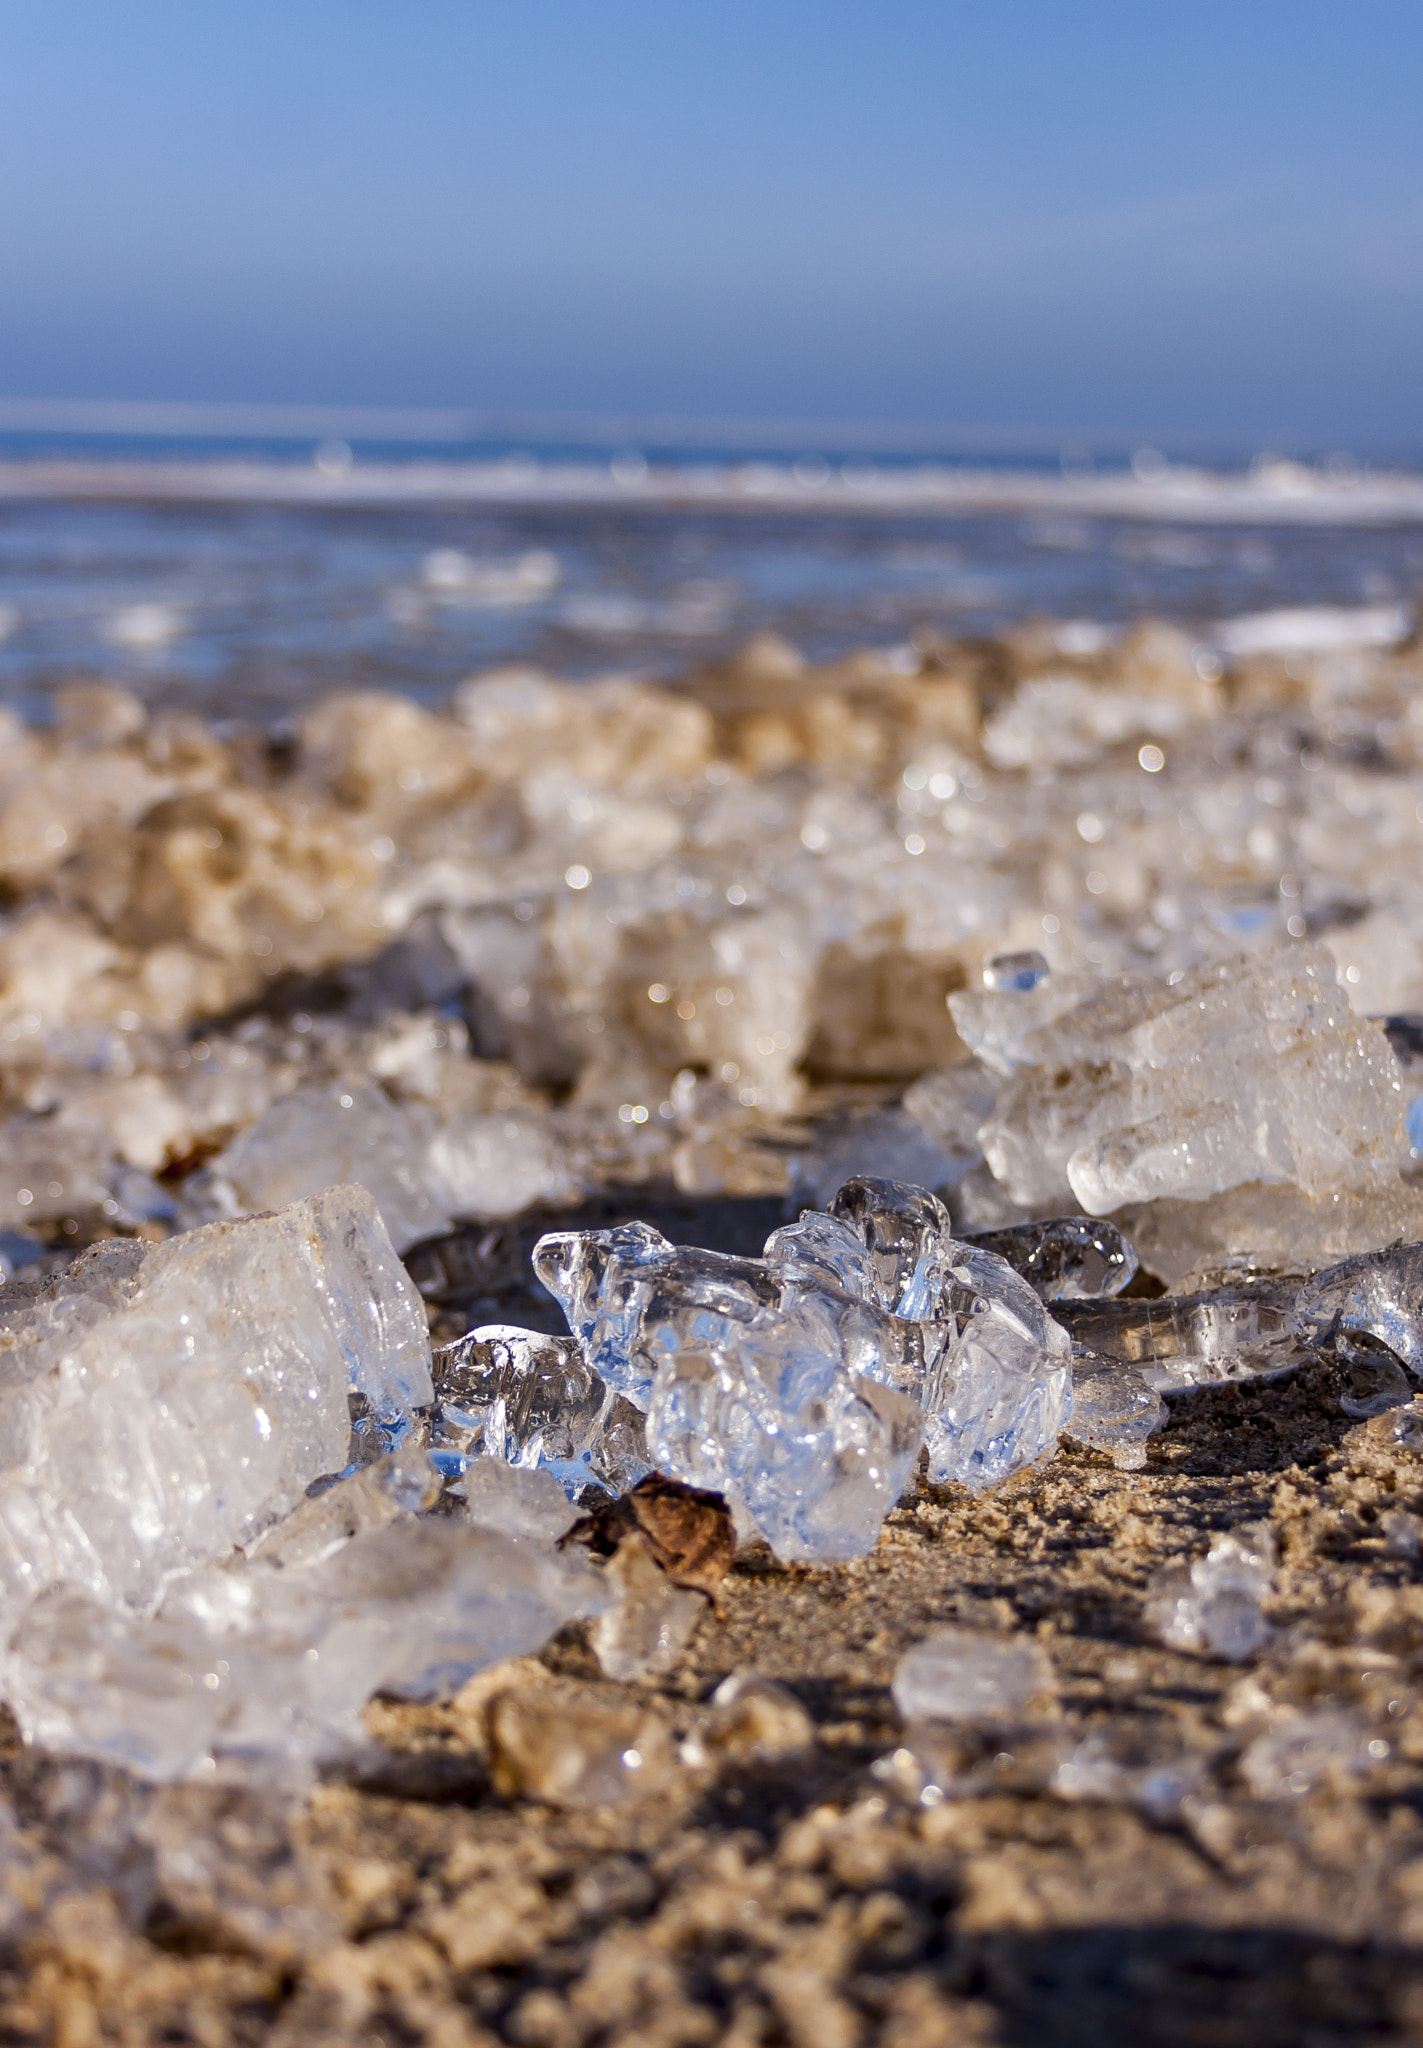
892,1625,1054,1724
1056,1275,1306,1391
535,1213,924,1561
0,1184,431,1624
528,1178,1075,1558
1063,1356,1166,1469
485,1681,673,1808
681,1671,816,1766
1237,1710,1389,1800
966,1216,1138,1302
1051,1239,1423,1410
961,943,1405,1214
1145,1525,1276,1662
591,1533,707,1682
7,1517,609,1779
208,1080,453,1251
827,1177,1075,1490
429,1323,650,1499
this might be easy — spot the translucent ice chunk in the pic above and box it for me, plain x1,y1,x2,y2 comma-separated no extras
591,1532,706,1682
8,1520,610,1779
1055,1277,1304,1391
828,1176,957,1319
1145,1525,1275,1662
892,1626,1054,1725
532,1220,687,1407
1238,1711,1386,1799
213,1079,452,1252
484,1683,673,1808
1050,1730,1208,1821
245,1443,440,1570
681,1672,816,1766
460,1457,581,1542
918,1242,1074,1488
1064,1357,1166,1468
431,1322,651,1498
966,1217,1139,1301
1295,1242,1423,1379
901,1059,998,1177
824,1177,1075,1488
425,1111,574,1222
975,947,1405,1213
537,1219,924,1560
0,1185,431,1623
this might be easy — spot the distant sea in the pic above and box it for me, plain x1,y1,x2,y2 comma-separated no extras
0,409,1419,723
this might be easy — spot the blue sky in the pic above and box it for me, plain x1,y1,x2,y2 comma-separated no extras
0,1,1419,446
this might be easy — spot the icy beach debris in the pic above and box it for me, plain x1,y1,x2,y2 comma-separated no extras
209,1079,451,1252
530,1179,1077,1549
1237,1710,1389,1799
485,1682,673,1808
246,1442,440,1569
963,943,1405,1214
892,1626,1055,1725
1295,1242,1423,1379
591,1533,707,1682
967,1216,1139,1301
1063,1356,1167,1468
460,1456,582,1542
7,1520,610,1779
830,1177,1076,1488
1146,1525,1276,1662
429,1322,650,1498
681,1672,816,1766
535,1217,924,1561
1056,1275,1306,1390
0,1184,431,1622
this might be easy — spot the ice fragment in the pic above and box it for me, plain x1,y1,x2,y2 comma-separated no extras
8,1520,609,1778
967,1216,1139,1301
1145,1525,1275,1662
431,1322,650,1498
682,1672,815,1766
485,1684,673,1808
1238,1711,1387,1799
892,1626,1054,1725
0,1185,430,1623
591,1532,706,1682
1064,1357,1166,1468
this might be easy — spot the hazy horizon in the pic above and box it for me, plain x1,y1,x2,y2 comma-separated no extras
1,3,1419,448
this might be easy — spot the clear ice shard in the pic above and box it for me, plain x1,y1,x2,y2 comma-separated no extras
460,1456,582,1542
891,1625,1054,1725
965,1217,1139,1302
7,1520,610,1779
1294,1243,1423,1380
0,1185,431,1624
1063,1356,1166,1469
430,1323,650,1499
245,1443,440,1570
829,1179,1075,1490
591,1531,706,1682
960,945,1405,1213
534,1217,923,1561
1145,1525,1275,1662
211,1079,452,1253
1237,1711,1385,1799
532,1178,1074,1547
1055,1277,1305,1391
